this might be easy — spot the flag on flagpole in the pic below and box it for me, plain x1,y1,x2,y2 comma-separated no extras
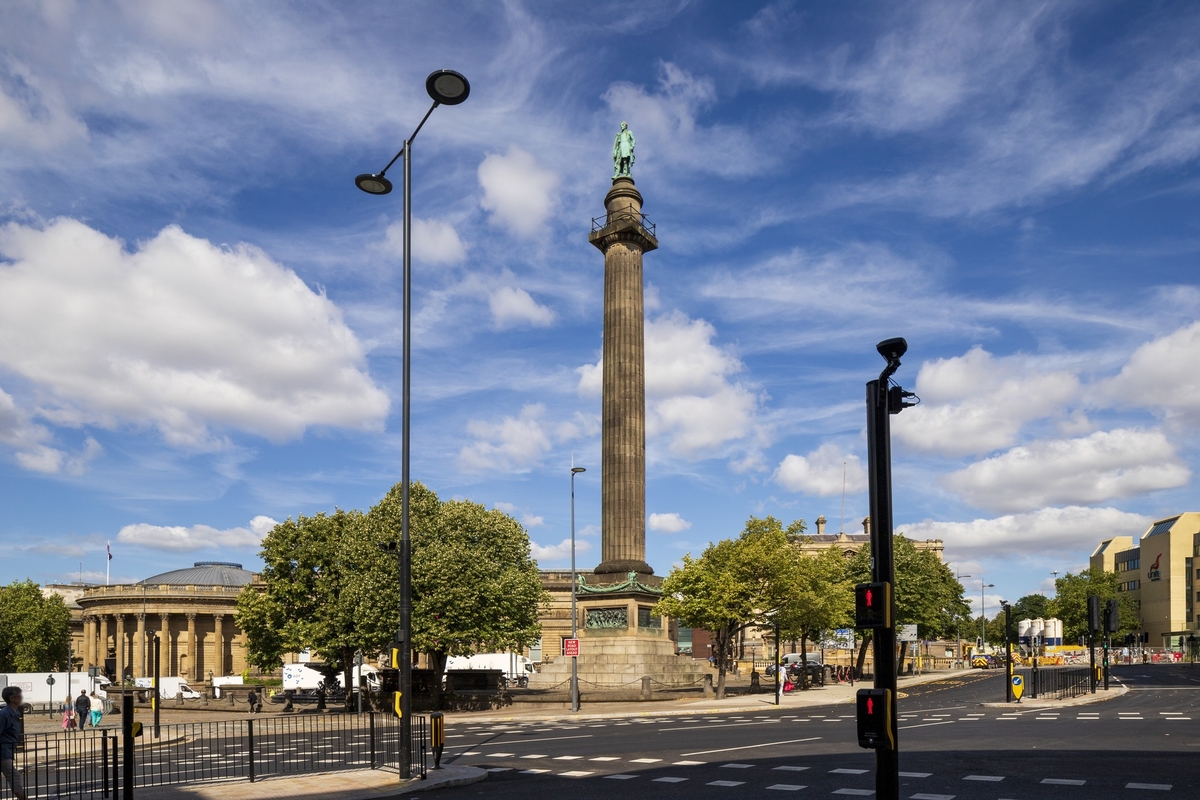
107,543,112,561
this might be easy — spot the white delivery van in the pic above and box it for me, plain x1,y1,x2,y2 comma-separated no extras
134,677,200,700
444,653,534,687
0,672,108,711
281,663,379,692
211,675,244,698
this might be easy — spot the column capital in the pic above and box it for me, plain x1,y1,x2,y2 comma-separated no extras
115,613,125,622
214,613,225,621
159,612,171,623
137,612,146,622
186,612,197,621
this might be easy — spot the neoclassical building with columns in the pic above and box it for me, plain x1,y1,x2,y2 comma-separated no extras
75,562,255,682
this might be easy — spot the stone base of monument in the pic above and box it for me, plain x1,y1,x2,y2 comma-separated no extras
528,571,710,692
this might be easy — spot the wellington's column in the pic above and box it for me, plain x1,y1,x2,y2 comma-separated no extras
589,122,657,576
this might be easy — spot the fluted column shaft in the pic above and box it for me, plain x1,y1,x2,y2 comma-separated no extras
135,613,146,677
213,614,225,678
186,613,197,680
115,615,126,680
159,614,171,677
589,177,657,576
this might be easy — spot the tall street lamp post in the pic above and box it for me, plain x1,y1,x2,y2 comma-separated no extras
980,581,994,650
356,68,470,780
956,572,971,665
570,466,586,713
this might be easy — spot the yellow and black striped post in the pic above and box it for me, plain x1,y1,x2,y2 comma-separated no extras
391,646,404,718
431,711,445,769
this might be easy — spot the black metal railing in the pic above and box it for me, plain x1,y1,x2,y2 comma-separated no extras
1016,665,1092,700
0,713,427,799
0,729,112,800
590,204,656,236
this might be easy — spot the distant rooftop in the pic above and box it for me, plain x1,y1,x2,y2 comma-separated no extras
142,561,255,587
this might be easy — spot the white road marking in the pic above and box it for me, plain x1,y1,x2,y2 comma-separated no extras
721,763,756,768
519,769,551,774
832,790,874,797
963,775,1004,781
910,794,954,800
654,777,688,783
604,774,637,779
486,752,515,757
707,780,746,787
774,766,809,771
519,754,547,759
900,772,932,777
674,760,706,765
900,721,956,730
681,737,821,756
589,757,621,762
1125,783,1171,790
1042,778,1085,785
830,769,869,774
766,785,806,791
560,771,594,777
552,756,582,760
485,767,512,772
630,758,662,763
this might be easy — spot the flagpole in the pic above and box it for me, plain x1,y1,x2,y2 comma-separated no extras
106,541,110,586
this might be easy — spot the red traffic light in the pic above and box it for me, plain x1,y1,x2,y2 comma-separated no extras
855,582,891,629
856,688,893,750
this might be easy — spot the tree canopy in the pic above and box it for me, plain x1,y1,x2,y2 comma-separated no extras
847,535,969,640
237,481,548,708
1049,567,1139,643
1011,593,1051,622
0,581,72,672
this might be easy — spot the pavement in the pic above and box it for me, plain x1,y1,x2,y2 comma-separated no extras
424,664,1200,799
137,765,487,799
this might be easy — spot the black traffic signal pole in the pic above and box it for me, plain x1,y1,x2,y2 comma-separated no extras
1003,604,1014,703
121,693,134,800
866,338,912,800
153,635,160,738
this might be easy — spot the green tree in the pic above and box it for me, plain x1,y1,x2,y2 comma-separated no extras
0,581,72,672
847,536,970,670
367,488,550,708
777,545,853,687
1011,594,1051,622
656,516,800,698
1049,567,1139,643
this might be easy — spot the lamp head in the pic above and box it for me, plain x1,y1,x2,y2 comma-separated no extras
571,467,586,474
355,173,393,195
426,69,470,105
876,337,908,363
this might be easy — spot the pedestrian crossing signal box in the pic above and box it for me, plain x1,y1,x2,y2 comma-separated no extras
854,582,891,629
856,688,893,750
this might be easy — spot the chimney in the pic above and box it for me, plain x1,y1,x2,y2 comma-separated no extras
862,516,871,537
816,516,826,536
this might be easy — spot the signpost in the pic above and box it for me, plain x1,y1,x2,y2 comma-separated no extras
563,638,580,658
897,625,918,642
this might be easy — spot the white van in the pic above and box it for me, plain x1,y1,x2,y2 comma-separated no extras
134,677,200,700
444,653,534,687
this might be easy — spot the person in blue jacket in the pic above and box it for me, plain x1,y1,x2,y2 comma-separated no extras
0,686,27,800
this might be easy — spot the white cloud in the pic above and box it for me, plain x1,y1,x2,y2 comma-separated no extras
578,311,760,459
943,428,1190,513
522,514,545,528
117,515,277,552
603,62,766,178
489,286,555,329
893,347,1079,457
458,403,553,474
492,502,517,514
0,219,389,449
902,506,1154,557
1108,320,1200,424
530,538,592,564
380,217,466,265
774,444,868,497
478,146,559,237
648,512,692,534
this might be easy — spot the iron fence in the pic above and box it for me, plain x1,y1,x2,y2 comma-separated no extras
0,712,426,799
590,204,656,236
1016,665,1092,700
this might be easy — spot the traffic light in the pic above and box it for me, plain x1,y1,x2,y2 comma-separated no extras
1105,598,1120,633
854,582,891,629
1087,595,1102,633
856,688,894,750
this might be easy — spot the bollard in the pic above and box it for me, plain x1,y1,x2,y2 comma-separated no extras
641,676,652,700
431,711,445,769
702,674,714,698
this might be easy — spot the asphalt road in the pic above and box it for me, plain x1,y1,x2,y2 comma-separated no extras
435,664,1200,799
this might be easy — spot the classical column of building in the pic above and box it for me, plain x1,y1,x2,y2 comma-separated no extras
83,615,95,670
95,615,107,667
589,175,658,576
186,613,197,680
135,613,146,677
159,614,171,677
213,614,225,678
115,614,126,679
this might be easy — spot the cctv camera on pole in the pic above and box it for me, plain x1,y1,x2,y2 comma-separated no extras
858,337,917,800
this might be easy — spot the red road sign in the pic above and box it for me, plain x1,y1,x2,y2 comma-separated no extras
563,638,580,657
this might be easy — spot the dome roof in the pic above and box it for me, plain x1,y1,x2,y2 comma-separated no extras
143,562,255,587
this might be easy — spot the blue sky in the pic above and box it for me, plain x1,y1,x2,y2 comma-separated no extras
1,1,1199,615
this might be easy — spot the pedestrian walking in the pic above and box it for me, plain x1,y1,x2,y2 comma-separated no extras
88,693,103,728
73,691,90,733
0,687,28,800
246,689,258,714
61,706,75,732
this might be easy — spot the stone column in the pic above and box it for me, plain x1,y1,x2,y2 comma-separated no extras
96,615,107,667
159,614,171,677
115,614,126,680
186,613,197,680
213,614,225,678
83,615,95,670
588,175,657,576
135,613,146,677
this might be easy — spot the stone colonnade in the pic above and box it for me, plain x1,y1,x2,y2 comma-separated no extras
81,610,243,681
